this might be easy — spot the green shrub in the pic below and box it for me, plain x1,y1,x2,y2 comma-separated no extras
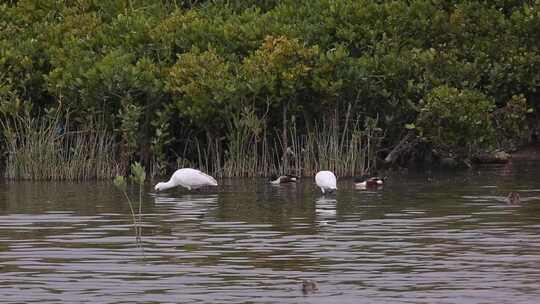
1,0,539,177
415,85,495,157
492,94,531,149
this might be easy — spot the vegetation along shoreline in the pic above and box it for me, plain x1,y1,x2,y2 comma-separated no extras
1,1,538,180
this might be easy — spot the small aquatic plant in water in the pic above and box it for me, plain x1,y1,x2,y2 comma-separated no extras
113,162,146,250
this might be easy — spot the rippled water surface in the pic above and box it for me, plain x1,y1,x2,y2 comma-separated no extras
2,161,540,303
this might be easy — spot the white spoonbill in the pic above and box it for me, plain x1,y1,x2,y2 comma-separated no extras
315,171,337,194
154,168,218,192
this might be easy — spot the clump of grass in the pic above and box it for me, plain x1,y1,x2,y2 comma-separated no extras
0,102,118,180
113,162,146,251
222,107,273,177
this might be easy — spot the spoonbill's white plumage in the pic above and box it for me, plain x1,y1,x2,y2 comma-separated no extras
315,171,337,194
154,168,218,192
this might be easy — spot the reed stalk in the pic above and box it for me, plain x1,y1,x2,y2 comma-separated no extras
113,164,145,255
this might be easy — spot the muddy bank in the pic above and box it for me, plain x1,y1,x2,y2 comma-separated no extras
511,144,540,161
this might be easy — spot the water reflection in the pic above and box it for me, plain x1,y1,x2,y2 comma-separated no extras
1,162,540,303
154,193,219,220
315,196,336,225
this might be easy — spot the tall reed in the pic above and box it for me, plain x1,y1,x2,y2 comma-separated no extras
1,105,118,180
222,107,274,177
193,107,381,178
280,112,380,177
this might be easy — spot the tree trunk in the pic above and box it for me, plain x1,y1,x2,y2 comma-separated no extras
384,131,419,164
140,100,152,169
205,128,213,173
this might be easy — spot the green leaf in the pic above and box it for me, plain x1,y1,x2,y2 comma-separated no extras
130,162,146,186
113,176,127,191
405,123,416,130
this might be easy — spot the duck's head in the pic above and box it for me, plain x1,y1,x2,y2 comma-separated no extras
284,175,299,182
507,192,520,204
301,280,319,294
353,175,369,183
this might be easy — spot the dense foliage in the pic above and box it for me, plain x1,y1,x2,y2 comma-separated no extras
1,0,538,178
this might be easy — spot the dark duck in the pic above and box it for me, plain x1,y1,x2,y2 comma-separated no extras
301,280,319,294
270,174,299,185
354,175,386,188
507,192,520,205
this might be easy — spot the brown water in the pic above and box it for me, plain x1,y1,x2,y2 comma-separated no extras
1,161,540,303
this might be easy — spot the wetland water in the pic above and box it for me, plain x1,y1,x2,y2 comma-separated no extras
1,161,540,303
